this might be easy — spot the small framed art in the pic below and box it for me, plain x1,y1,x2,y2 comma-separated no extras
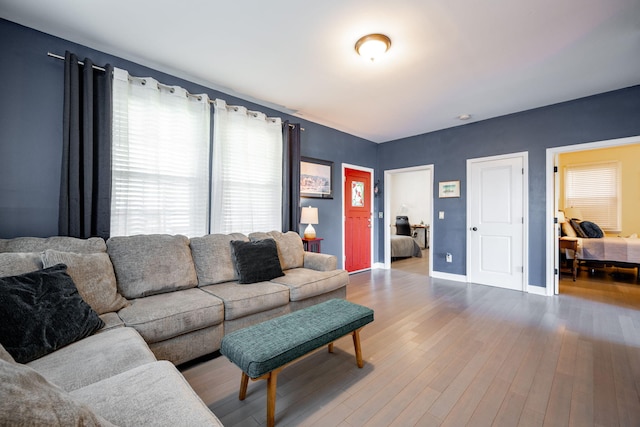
438,180,460,198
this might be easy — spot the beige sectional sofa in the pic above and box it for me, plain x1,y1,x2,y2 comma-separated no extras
0,230,349,426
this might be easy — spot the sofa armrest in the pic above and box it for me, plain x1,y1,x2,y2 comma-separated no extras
303,252,337,271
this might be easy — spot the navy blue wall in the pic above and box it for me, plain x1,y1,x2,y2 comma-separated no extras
378,85,640,287
0,18,377,263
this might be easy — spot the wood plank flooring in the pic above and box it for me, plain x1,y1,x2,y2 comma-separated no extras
181,252,640,426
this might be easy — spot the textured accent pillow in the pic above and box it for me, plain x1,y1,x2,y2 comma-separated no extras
107,234,198,299
0,252,42,277
41,250,129,315
267,231,305,270
230,239,284,284
570,219,588,238
0,264,104,363
190,233,249,285
579,221,604,238
0,359,114,426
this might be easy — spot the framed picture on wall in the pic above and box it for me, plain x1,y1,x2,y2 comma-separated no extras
301,157,333,199
438,180,460,198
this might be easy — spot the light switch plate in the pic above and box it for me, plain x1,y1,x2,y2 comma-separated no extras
439,211,445,219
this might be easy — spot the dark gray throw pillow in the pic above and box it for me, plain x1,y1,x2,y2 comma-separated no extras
230,239,284,284
569,219,588,238
0,264,104,363
580,221,604,238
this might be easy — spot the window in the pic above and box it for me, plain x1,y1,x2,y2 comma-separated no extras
211,99,283,234
564,161,621,232
111,68,210,237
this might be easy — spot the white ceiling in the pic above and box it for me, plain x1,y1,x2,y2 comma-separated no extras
2,0,639,143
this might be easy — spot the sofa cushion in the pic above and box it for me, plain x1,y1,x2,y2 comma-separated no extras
0,359,115,426
98,312,125,332
0,252,42,277
0,236,106,254
71,361,222,427
41,250,129,315
201,281,290,320
0,342,15,363
270,267,349,301
0,264,104,363
190,233,248,285
107,234,198,298
230,238,284,284
27,327,156,392
117,288,224,343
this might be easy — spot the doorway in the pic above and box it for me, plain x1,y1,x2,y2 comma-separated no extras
343,165,374,272
467,152,528,291
383,165,433,272
546,135,640,295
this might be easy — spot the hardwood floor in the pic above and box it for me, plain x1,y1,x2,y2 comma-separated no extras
181,252,640,426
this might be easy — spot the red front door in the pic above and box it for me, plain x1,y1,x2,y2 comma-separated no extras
344,168,371,272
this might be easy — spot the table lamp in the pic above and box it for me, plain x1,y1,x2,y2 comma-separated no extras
300,207,318,239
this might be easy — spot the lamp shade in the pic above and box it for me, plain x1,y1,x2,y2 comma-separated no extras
300,207,318,225
564,207,583,220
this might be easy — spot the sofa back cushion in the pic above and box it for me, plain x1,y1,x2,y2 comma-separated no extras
267,231,304,270
190,233,248,286
41,250,129,315
0,236,106,254
0,253,42,277
107,235,197,299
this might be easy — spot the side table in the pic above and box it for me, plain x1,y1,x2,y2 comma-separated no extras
302,237,323,253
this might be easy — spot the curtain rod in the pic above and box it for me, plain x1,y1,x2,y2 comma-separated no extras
48,51,303,130
47,52,107,72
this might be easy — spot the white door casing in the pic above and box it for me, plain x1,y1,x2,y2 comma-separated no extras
467,153,526,291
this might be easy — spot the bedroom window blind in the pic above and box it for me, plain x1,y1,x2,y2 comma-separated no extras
564,161,620,233
110,68,211,237
211,99,283,234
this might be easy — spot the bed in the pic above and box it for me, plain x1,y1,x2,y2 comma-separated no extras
391,235,422,259
561,236,640,277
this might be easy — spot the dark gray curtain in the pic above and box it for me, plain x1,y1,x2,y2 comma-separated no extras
282,121,301,232
58,51,113,239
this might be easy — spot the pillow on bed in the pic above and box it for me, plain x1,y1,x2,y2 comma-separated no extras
569,219,588,238
579,221,604,238
561,222,577,237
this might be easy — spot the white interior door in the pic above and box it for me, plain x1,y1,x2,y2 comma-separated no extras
468,154,525,291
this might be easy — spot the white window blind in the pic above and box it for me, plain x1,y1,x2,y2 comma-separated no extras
564,161,620,232
111,68,210,237
211,99,283,234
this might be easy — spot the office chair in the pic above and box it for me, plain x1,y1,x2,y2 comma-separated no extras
395,216,411,236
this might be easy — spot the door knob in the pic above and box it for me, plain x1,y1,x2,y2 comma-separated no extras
471,227,477,231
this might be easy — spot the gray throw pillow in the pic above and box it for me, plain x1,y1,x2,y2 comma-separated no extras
0,264,104,363
230,239,284,284
41,250,129,315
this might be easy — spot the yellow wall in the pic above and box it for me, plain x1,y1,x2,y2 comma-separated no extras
558,144,640,236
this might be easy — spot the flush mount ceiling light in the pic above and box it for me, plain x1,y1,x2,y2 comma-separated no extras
355,33,391,62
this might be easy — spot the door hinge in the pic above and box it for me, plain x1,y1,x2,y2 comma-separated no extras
554,217,558,224
554,268,558,275
522,168,524,175
554,166,558,173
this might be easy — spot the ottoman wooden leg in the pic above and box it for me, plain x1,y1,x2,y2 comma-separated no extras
266,370,279,427
239,372,249,400
352,328,364,368
328,342,334,353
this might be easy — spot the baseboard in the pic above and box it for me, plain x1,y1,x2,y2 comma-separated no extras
372,262,385,269
430,271,467,282
527,284,551,296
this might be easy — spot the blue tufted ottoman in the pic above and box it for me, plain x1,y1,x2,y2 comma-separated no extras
220,298,374,427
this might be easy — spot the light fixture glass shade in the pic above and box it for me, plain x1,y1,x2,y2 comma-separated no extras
355,34,391,61
301,207,319,239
